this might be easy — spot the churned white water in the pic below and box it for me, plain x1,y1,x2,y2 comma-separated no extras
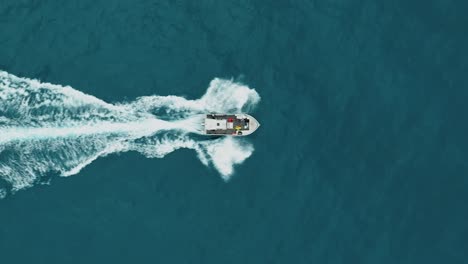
0,71,260,195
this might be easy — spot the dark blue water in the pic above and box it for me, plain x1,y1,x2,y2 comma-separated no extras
1,0,467,263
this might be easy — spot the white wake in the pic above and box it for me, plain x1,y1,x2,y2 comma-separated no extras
0,70,260,197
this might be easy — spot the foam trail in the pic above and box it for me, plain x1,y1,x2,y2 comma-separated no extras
0,71,260,197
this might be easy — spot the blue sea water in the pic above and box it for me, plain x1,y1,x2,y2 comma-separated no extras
1,0,467,263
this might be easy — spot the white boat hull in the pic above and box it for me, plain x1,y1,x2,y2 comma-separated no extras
203,114,260,136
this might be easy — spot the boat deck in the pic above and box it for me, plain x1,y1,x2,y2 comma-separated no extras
205,114,250,135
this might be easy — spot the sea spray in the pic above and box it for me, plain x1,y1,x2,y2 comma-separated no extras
0,71,260,197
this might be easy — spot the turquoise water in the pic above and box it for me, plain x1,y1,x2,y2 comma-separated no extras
1,0,467,263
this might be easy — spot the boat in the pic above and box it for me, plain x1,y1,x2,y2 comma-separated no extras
203,114,260,136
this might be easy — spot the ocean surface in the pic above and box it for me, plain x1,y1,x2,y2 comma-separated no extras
0,0,467,263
